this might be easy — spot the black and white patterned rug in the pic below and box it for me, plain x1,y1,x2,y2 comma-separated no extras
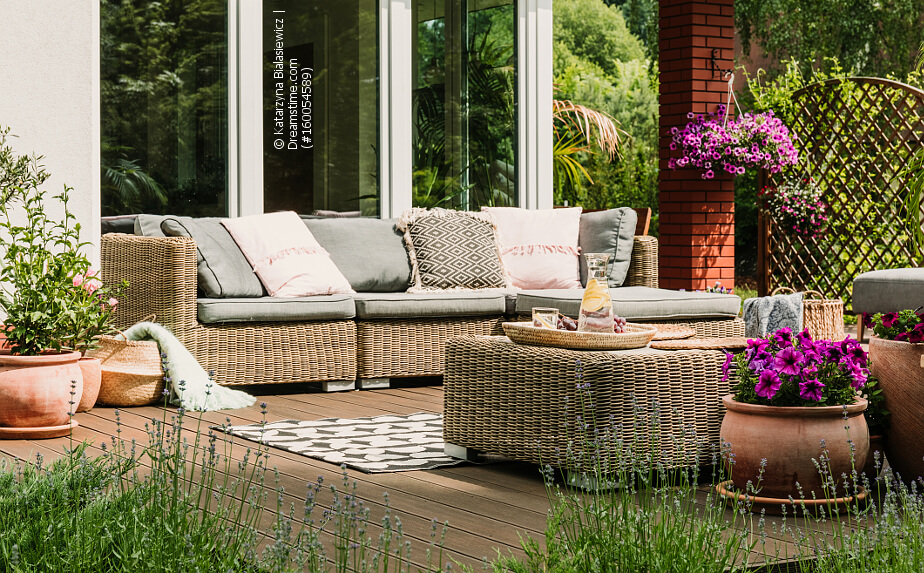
218,412,468,473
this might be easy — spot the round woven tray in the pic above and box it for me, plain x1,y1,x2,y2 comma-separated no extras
637,323,698,341
649,337,749,350
502,322,657,350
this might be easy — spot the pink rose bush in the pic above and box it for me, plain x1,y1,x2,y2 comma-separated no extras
668,105,799,180
725,328,869,407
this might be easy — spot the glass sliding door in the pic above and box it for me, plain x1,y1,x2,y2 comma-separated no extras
100,0,229,216
262,0,379,216
412,0,517,210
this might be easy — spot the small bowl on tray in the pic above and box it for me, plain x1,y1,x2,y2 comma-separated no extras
501,321,657,350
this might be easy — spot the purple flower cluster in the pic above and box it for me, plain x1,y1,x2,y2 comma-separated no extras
865,309,924,342
704,281,733,295
760,177,829,239
667,105,799,180
726,328,868,407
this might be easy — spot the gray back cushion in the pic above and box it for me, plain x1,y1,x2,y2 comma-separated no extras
134,214,168,237
578,208,638,287
304,218,411,292
160,217,265,298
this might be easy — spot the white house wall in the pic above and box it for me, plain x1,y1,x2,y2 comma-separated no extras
0,1,101,263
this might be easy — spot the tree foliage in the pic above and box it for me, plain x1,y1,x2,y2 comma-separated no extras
736,0,924,77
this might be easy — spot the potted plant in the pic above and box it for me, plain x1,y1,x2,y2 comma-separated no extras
759,176,830,239
719,328,870,507
0,126,124,436
667,104,799,179
864,309,924,482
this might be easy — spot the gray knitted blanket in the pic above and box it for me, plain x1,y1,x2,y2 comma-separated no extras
743,292,803,338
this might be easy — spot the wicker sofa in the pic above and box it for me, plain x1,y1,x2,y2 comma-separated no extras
100,210,744,391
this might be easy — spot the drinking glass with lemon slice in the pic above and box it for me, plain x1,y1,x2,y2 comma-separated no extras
578,253,614,333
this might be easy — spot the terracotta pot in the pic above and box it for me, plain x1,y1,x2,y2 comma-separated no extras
720,395,869,500
869,336,924,482
76,356,102,412
0,349,83,428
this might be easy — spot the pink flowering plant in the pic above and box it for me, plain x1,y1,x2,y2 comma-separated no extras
759,177,829,238
668,105,799,179
724,328,869,407
0,126,126,355
863,309,924,342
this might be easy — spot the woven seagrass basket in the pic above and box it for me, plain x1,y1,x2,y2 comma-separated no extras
773,287,845,341
502,321,656,350
88,335,165,406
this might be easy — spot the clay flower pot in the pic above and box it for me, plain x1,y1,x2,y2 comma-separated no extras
720,395,868,500
76,356,102,412
0,349,83,429
869,336,924,482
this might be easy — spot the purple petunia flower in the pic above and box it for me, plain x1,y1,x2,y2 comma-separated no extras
773,346,803,376
721,351,733,382
755,370,782,399
799,378,825,402
909,323,924,344
881,312,900,328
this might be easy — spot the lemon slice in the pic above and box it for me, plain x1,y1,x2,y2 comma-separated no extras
581,280,611,312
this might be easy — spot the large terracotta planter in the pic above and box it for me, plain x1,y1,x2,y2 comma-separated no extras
76,356,102,412
869,336,924,482
0,350,83,428
720,395,868,500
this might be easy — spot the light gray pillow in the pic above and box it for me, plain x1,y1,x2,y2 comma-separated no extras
133,214,168,237
304,218,411,292
160,217,264,298
578,208,638,287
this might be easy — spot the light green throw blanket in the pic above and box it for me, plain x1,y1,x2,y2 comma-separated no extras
118,322,255,411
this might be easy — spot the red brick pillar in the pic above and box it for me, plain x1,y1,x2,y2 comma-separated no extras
658,0,735,291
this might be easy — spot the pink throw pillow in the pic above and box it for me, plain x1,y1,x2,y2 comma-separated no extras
482,207,582,289
221,211,354,297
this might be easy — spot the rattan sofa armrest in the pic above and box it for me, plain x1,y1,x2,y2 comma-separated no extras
624,235,658,289
100,233,198,337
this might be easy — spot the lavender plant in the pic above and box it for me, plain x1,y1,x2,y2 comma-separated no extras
667,105,799,179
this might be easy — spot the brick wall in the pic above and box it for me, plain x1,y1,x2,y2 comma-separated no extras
658,0,735,290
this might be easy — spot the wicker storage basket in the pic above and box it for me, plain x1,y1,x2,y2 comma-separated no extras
502,321,657,350
88,335,165,406
772,287,845,341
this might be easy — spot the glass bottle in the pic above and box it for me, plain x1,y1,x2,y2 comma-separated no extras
578,253,614,333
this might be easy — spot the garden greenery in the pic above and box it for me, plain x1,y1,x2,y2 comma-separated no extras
864,309,924,342
759,176,829,238
0,126,125,355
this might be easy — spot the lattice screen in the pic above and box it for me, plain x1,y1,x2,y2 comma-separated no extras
760,78,924,310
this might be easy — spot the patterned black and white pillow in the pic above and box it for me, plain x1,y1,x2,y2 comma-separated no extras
397,208,509,292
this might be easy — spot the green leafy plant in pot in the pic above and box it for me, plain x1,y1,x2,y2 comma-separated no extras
0,126,125,434
718,327,870,510
864,309,924,483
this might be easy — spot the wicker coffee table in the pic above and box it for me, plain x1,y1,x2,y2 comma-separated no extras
443,335,732,469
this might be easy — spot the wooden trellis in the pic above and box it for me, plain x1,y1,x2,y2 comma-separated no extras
758,77,924,310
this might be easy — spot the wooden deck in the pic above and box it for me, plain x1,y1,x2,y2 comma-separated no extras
0,381,856,571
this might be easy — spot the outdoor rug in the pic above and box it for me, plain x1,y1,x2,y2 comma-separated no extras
218,412,469,473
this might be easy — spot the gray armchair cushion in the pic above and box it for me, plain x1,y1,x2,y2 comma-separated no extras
304,218,411,292
160,217,264,298
197,295,355,324
853,268,924,315
578,208,638,287
516,287,741,321
134,214,168,237
353,291,507,319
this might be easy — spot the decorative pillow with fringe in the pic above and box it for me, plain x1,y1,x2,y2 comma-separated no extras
482,206,583,289
222,211,355,297
396,208,508,292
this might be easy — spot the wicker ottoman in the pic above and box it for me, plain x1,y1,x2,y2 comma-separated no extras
443,335,731,469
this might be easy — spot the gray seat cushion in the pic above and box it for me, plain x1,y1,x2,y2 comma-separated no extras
853,268,924,314
353,291,507,319
134,214,168,237
578,208,638,287
160,216,265,298
304,218,411,292
515,287,741,321
197,295,356,324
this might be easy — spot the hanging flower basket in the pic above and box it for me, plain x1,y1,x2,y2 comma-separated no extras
759,176,829,238
668,105,799,179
